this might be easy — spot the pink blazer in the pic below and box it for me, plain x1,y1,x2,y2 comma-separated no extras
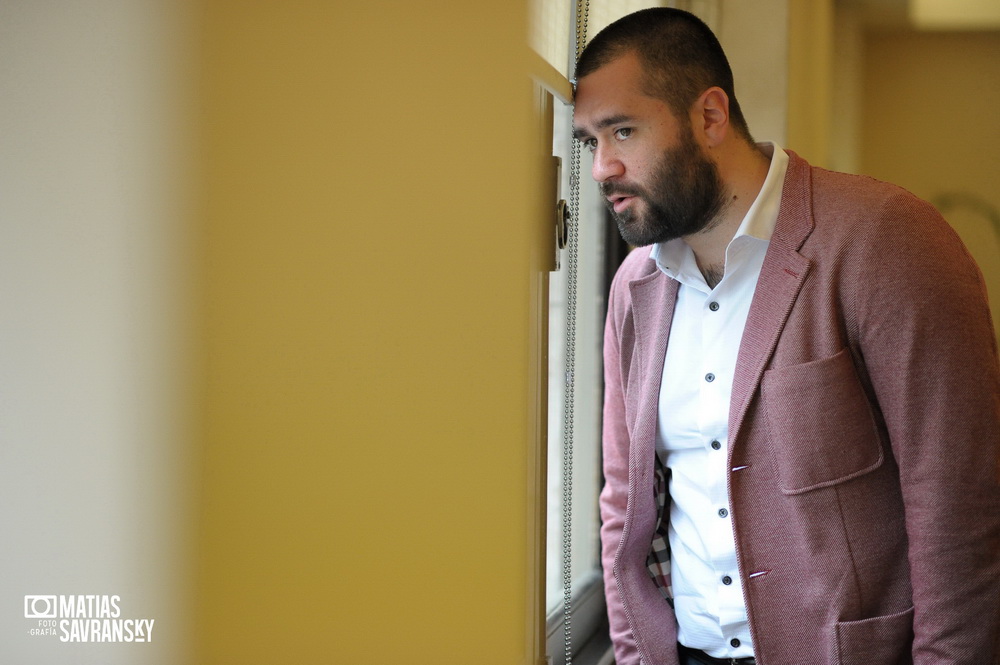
600,151,1000,665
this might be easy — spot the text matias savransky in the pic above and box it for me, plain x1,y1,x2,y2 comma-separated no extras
24,594,155,643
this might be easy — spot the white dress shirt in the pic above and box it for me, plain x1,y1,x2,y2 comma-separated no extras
650,143,788,659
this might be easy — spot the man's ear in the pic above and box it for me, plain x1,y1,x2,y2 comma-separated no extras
691,86,730,147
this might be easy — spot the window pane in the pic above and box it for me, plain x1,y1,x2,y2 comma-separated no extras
546,100,605,611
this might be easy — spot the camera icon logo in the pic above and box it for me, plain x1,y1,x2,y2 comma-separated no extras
24,595,57,619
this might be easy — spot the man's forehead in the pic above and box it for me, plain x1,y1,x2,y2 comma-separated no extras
575,52,645,96
573,55,670,133
574,59,639,119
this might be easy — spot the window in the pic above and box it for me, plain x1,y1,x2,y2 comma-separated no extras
531,2,688,663
546,98,612,665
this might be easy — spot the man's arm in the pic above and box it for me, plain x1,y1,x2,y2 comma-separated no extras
853,192,1000,662
600,266,643,665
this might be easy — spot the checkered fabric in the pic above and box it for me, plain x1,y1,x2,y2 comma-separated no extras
646,453,672,601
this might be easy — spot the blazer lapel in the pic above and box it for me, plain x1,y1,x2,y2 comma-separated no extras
628,269,679,473
729,152,815,449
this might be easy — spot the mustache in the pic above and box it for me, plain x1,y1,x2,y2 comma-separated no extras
599,183,643,199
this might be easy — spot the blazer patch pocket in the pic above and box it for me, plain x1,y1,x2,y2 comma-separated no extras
762,348,883,495
834,606,914,665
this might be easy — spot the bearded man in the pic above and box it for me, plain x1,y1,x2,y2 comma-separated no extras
572,8,1000,665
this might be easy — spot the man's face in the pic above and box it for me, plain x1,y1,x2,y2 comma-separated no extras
573,53,727,246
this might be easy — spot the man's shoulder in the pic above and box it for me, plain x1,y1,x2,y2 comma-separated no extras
784,151,950,245
811,164,927,215
784,150,916,208
605,247,668,324
784,153,977,292
786,151,929,216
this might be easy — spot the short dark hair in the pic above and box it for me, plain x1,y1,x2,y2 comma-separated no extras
575,7,753,142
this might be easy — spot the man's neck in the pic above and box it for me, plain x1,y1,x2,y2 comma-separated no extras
684,141,771,285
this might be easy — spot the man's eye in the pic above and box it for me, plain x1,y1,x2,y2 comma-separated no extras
614,128,633,140
582,138,597,152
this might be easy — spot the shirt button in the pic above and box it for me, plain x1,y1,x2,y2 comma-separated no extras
711,440,721,450
709,301,720,311
730,638,741,648
705,373,715,382
718,508,729,518
722,575,732,585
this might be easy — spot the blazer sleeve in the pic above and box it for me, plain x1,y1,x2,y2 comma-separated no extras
600,265,642,665
851,192,1000,662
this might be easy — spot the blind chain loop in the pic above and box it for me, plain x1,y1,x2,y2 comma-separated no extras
563,1,589,663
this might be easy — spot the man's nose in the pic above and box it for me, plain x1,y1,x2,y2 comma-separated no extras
591,146,624,183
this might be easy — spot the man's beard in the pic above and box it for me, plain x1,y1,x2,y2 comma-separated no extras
601,128,728,247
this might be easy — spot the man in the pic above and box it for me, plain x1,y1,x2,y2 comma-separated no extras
572,8,1000,665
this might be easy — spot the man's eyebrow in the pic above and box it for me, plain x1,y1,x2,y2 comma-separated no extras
572,114,634,141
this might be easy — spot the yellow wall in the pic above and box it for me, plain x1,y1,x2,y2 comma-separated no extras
195,2,549,662
861,30,1000,340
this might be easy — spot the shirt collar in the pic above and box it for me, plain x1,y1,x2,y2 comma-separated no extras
733,142,787,243
650,142,789,281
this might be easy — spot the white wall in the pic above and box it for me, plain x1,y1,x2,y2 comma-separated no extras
0,1,192,662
